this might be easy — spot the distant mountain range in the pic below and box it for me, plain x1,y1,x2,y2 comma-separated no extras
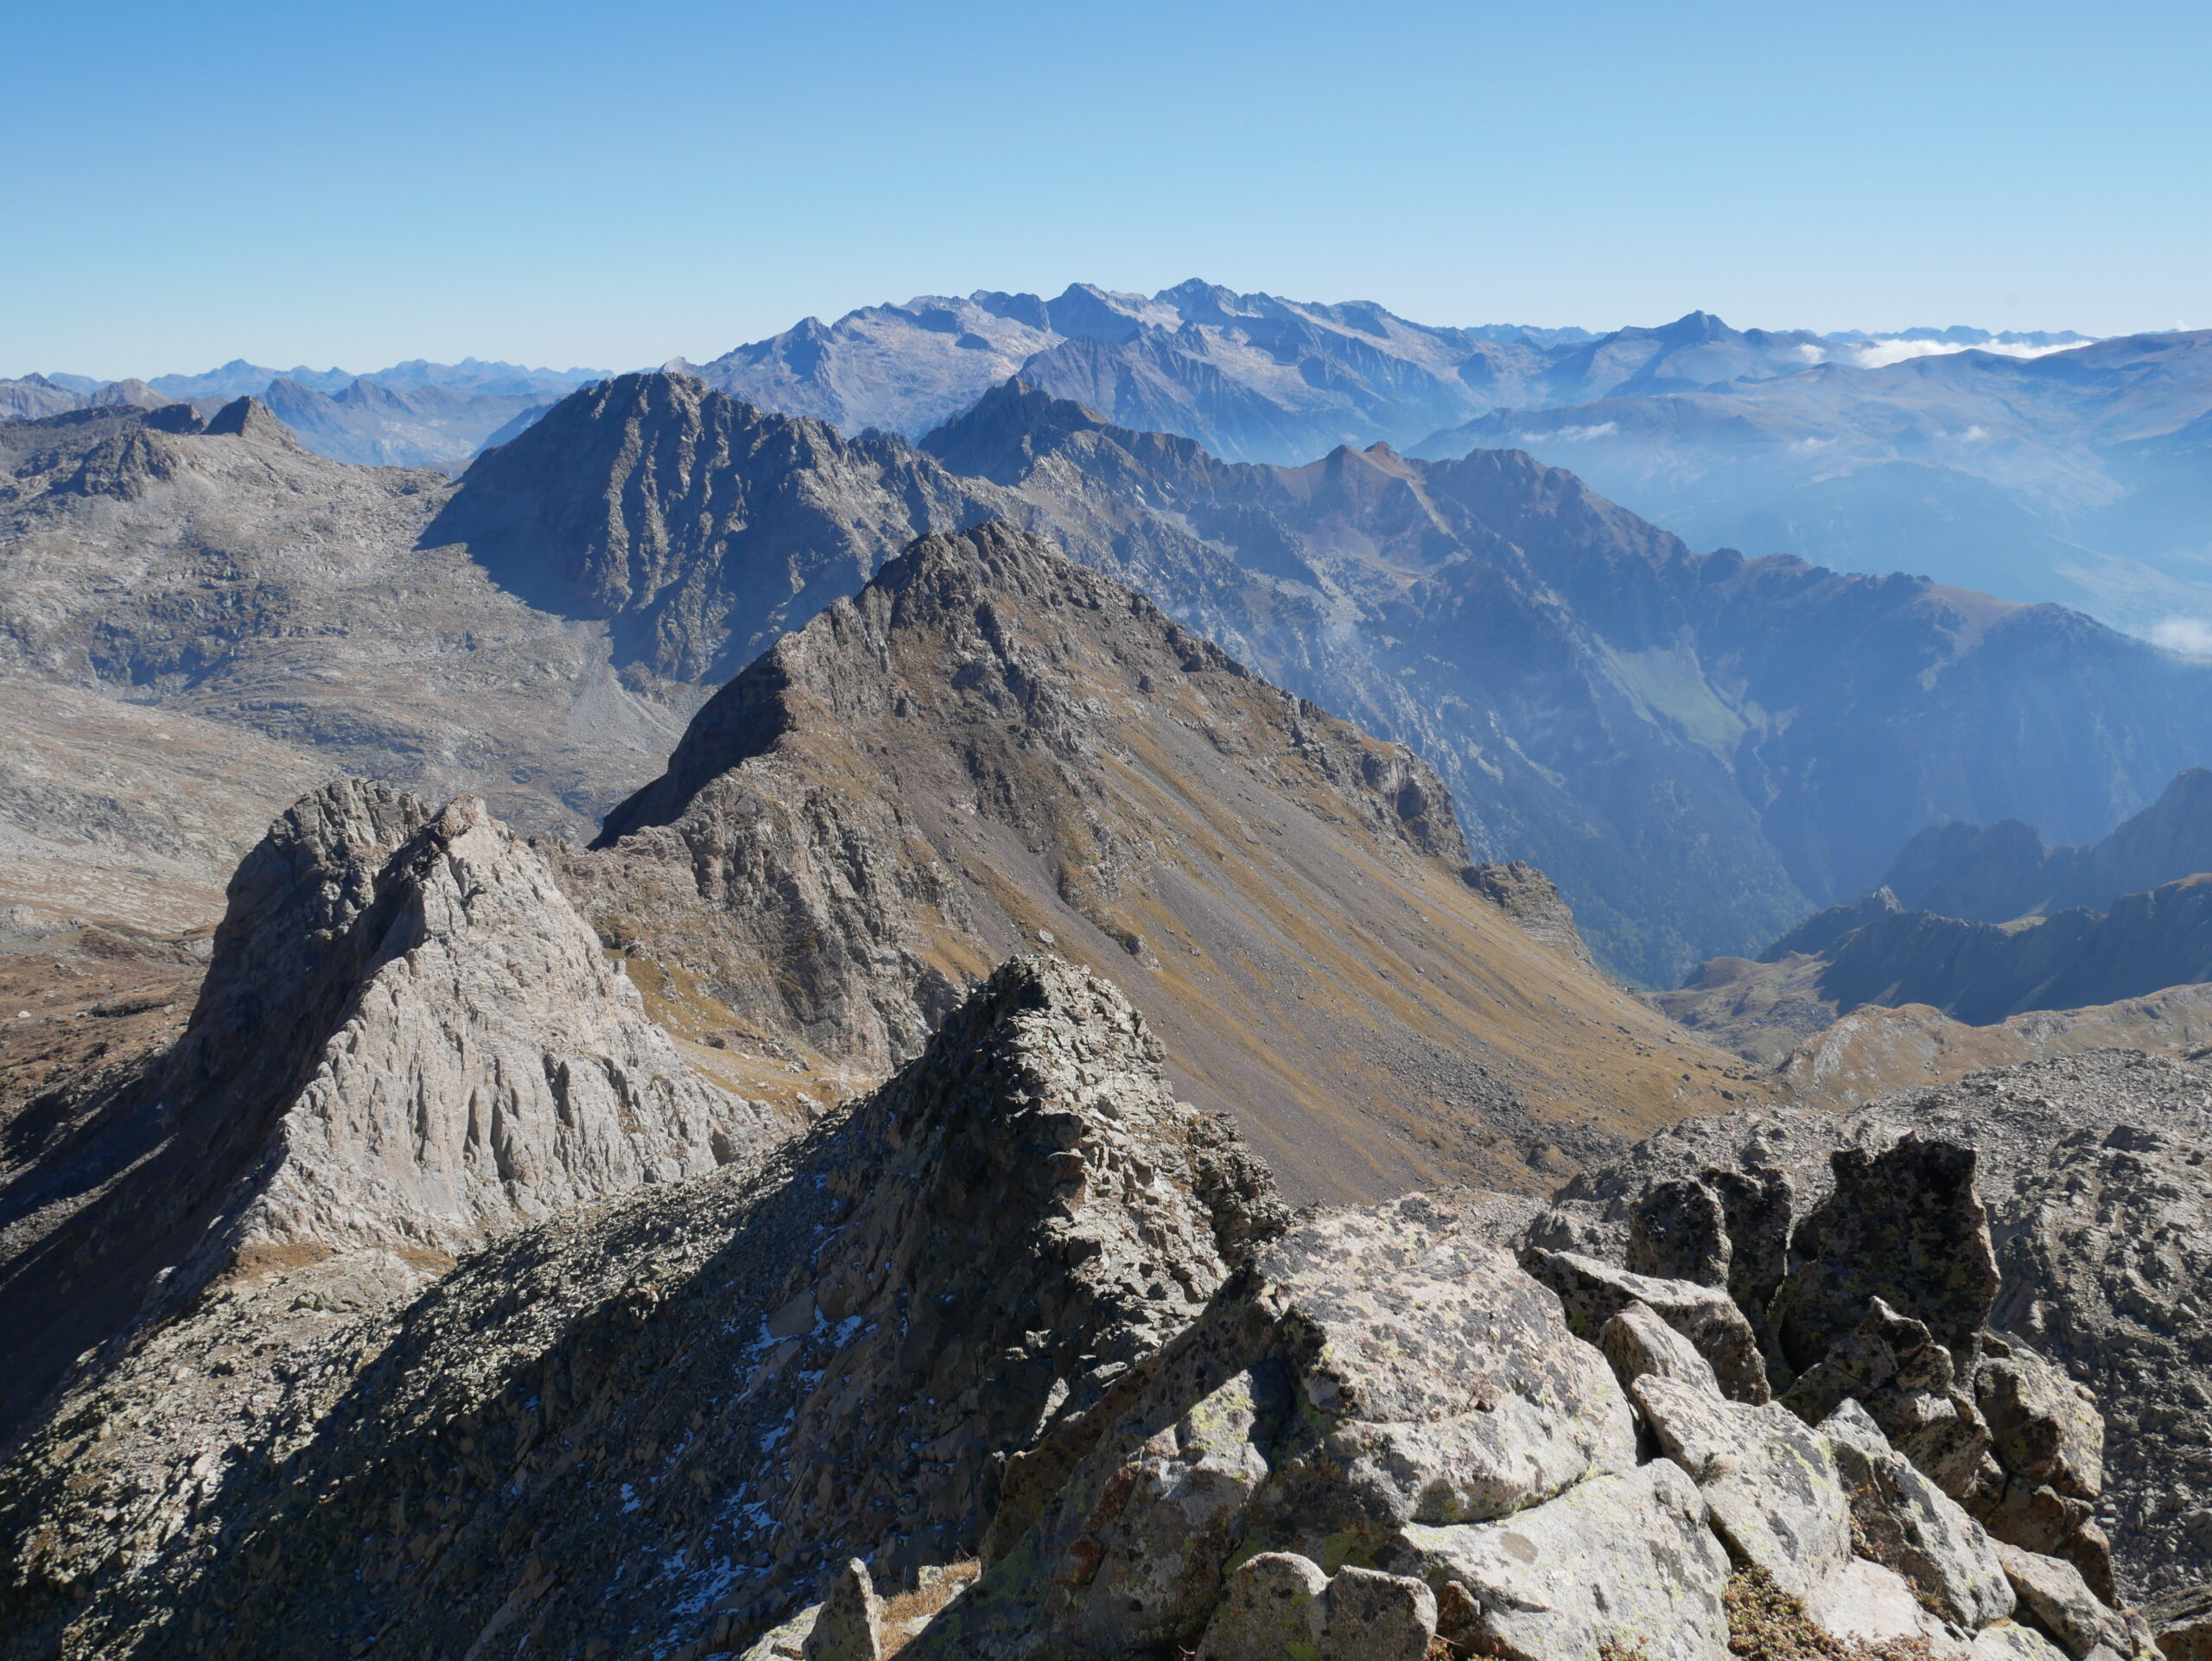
0,357,604,470
27,283,2200,637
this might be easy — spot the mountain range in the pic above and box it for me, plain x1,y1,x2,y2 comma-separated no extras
0,358,604,470
11,375,2212,987
3,325,2209,1658
28,281,2204,643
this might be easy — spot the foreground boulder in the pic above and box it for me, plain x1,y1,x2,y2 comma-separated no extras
1539,1054,2209,1604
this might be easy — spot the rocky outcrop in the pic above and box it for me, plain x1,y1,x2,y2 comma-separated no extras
906,1176,2074,1661
563,519,1766,1200
1542,1049,2212,1599
0,779,771,1441
0,957,1284,1661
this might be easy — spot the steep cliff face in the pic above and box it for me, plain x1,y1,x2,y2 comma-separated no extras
0,958,1285,1661
563,521,1764,1202
426,371,1007,681
0,780,772,1442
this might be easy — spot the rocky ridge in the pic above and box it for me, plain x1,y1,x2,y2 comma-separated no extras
0,956,1286,1661
1537,1047,2212,1598
561,519,1767,1200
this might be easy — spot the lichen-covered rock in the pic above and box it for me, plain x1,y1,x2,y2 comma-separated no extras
1193,1553,1328,1661
1523,1247,1770,1403
1319,1567,1435,1661
1773,1135,2000,1375
1979,1341,2106,1503
1398,1461,1732,1661
1781,1297,1995,1498
1995,1543,2137,1660
1601,1300,1724,1397
802,1560,883,1661
1630,1372,1853,1622
1628,1176,1733,1285
1824,1398,2016,1629
910,1193,1637,1658
1976,1480,2120,1609
1973,1621,2075,1661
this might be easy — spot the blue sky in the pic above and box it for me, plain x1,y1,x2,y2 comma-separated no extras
7,0,2208,379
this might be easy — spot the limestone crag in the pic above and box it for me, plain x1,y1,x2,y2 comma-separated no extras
0,957,1283,1661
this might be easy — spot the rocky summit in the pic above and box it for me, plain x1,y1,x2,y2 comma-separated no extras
558,519,1764,1201
0,778,778,1444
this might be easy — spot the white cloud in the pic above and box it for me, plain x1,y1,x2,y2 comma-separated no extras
2151,617,2212,657
1521,421,1618,443
1791,436,1835,452
1961,424,1991,442
1842,338,2092,369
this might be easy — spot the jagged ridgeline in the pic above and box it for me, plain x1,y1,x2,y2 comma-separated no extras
4,952,2194,1661
555,519,1764,1200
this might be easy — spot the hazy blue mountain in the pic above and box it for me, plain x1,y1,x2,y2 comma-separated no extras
259,377,559,471
1412,329,2212,640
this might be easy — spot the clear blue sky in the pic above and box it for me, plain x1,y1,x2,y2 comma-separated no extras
7,0,2208,379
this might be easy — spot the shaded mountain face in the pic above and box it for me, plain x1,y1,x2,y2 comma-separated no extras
1881,767,2212,922
425,371,1008,681
1413,330,2212,640
914,379,2212,983
564,522,1764,1202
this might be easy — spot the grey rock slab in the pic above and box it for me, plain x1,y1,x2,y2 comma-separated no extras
802,1559,883,1661
1397,1461,1732,1661
1631,1371,1853,1612
1320,1566,1436,1661
1824,1397,2016,1630
1522,1247,1770,1403
1818,1556,1970,1653
1600,1299,1724,1397
1193,1552,1328,1661
1979,1341,2106,1502
1997,1542,2136,1660
1974,1621,2075,1661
